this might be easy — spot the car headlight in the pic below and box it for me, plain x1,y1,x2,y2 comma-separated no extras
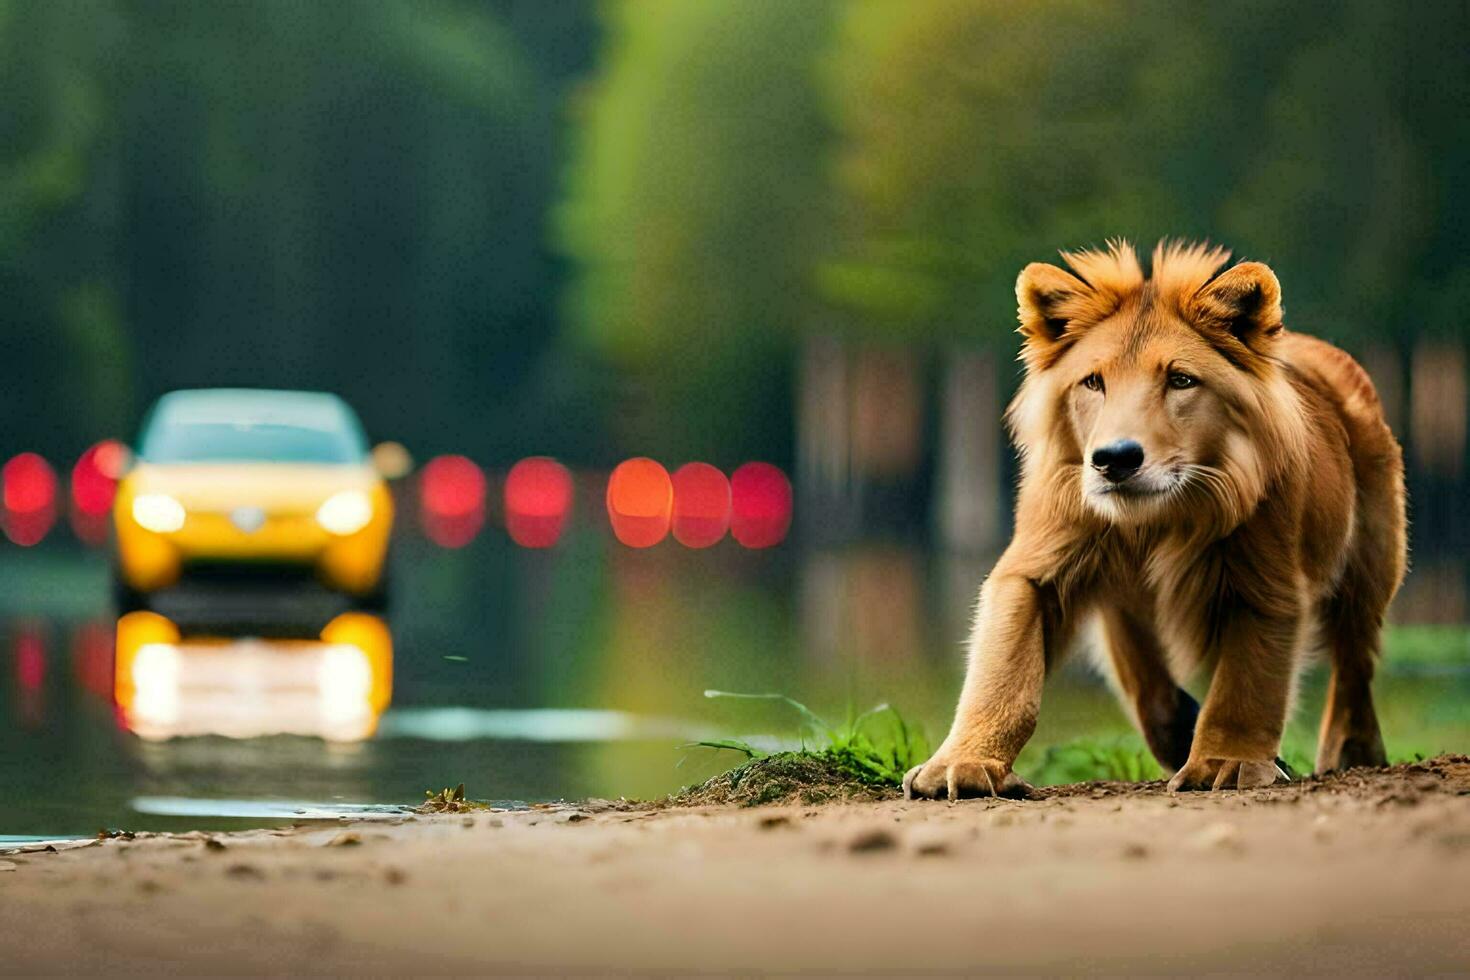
316,490,373,535
132,493,186,533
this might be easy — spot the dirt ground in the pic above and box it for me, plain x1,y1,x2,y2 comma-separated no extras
2,757,1468,976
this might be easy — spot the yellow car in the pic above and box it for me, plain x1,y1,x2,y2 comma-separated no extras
113,389,393,611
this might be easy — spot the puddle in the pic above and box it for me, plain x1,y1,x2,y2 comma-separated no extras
129,798,418,821
376,707,723,743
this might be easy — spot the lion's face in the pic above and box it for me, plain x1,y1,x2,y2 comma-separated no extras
1059,314,1252,524
1008,242,1291,530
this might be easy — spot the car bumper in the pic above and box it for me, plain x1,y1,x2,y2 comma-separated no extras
115,514,391,595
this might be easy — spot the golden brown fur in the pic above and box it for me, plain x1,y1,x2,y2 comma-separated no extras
905,241,1407,798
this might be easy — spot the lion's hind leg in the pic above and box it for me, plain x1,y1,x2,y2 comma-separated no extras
1316,577,1390,773
1316,455,1403,774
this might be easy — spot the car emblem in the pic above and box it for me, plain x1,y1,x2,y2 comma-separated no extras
230,506,267,533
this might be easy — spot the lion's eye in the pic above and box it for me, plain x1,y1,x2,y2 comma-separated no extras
1080,373,1104,393
1167,371,1198,390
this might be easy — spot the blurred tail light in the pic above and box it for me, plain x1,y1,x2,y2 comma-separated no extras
729,462,792,549
504,457,574,548
671,462,730,548
2,453,58,546
606,458,672,548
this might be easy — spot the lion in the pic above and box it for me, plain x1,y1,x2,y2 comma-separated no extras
905,241,1407,797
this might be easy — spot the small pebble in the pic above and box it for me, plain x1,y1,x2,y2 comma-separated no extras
1122,842,1149,860
910,831,950,857
847,828,899,853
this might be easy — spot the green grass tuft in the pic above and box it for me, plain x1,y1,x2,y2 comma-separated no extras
695,690,929,787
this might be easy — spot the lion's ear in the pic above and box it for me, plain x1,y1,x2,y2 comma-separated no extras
1193,262,1283,353
1016,262,1091,348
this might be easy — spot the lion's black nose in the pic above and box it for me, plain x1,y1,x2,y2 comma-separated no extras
1091,439,1144,483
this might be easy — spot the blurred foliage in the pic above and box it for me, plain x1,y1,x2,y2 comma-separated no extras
565,0,1469,455
822,0,1469,346
557,0,836,465
0,0,1466,467
0,0,599,460
1384,625,1470,665
1027,734,1163,787
822,0,1244,340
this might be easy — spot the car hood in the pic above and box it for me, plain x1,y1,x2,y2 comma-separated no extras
125,463,381,513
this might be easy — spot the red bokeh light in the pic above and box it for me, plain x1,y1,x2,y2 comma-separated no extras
504,457,574,549
2,453,59,547
671,462,730,548
419,455,487,548
729,462,793,549
419,455,487,518
71,440,126,516
71,440,128,546
606,458,672,548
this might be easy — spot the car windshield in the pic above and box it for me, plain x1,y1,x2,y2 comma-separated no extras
139,391,369,465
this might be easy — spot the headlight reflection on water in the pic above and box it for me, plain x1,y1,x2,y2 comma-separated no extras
317,644,375,727
114,612,391,743
130,643,181,726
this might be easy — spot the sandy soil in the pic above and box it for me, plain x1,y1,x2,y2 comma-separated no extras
2,757,1468,976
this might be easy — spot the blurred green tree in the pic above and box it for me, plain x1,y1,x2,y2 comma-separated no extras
0,0,132,452
557,0,837,466
0,0,601,466
115,0,564,458
1222,1,1470,346
820,0,1293,343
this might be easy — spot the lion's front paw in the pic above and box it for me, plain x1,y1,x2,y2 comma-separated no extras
902,750,1031,801
1168,756,1286,792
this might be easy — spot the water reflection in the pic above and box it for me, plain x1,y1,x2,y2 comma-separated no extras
10,621,47,730
0,535,1466,834
113,611,392,742
129,797,414,820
